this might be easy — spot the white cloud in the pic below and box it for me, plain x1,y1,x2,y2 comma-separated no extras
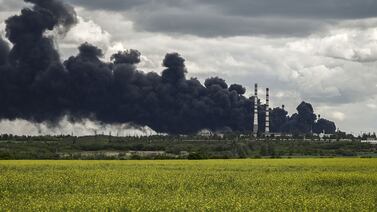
58,16,112,58
367,103,377,109
331,111,346,121
64,16,111,47
288,23,377,63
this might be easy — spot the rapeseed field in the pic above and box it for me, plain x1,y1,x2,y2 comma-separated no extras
0,159,376,211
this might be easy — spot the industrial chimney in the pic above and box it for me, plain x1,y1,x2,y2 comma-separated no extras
265,88,270,135
253,83,258,137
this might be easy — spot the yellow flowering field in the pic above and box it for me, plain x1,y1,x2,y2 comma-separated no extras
0,159,377,211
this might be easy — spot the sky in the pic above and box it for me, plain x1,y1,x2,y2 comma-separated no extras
0,0,376,135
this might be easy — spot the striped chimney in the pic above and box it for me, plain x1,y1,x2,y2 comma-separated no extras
265,88,270,134
253,83,258,136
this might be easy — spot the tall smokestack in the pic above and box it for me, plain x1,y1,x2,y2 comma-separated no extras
253,83,258,136
265,88,270,134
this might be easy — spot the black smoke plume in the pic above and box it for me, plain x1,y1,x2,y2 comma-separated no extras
205,77,228,89
111,49,141,65
265,102,336,134
0,0,336,135
269,107,288,132
229,84,246,95
0,37,9,65
313,118,336,134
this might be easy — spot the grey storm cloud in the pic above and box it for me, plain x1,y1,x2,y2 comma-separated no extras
63,0,377,37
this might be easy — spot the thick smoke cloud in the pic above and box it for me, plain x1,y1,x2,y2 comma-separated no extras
269,107,288,132
0,37,9,65
313,118,336,134
266,102,336,134
229,84,246,95
25,0,77,33
161,53,187,83
205,77,228,89
0,0,336,135
111,50,141,65
0,0,77,124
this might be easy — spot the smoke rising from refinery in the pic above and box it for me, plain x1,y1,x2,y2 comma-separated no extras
0,0,336,135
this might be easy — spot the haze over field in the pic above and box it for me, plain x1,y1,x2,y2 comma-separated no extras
0,0,376,135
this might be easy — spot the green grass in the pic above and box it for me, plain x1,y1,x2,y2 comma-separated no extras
1,159,377,211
